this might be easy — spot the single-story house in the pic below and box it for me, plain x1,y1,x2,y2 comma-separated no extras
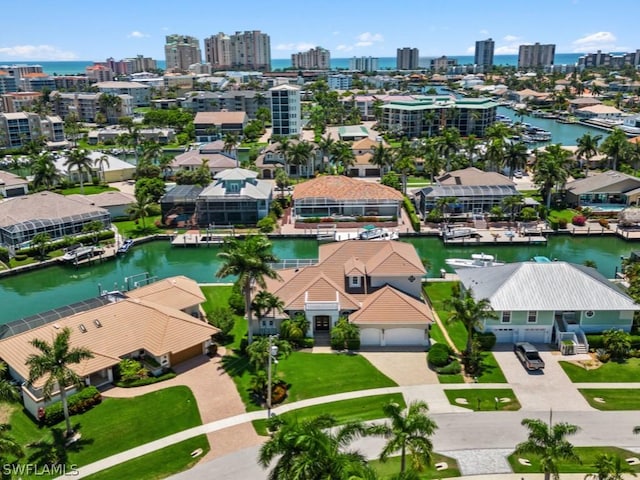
414,167,519,217
54,152,136,183
0,171,29,198
575,104,624,120
0,276,218,417
261,240,433,347
169,149,237,177
565,170,640,209
457,261,639,349
568,97,602,113
292,175,403,222
69,191,136,219
194,111,248,143
87,127,175,145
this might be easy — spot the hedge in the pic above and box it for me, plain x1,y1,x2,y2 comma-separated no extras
115,371,176,388
428,343,451,368
43,386,102,426
403,197,420,232
586,333,640,350
474,332,497,351
437,359,462,375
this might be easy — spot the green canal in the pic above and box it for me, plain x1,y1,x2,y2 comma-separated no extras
0,235,633,324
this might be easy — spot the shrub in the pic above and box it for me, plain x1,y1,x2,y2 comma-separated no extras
299,338,315,349
114,371,176,388
572,215,586,226
0,247,9,264
598,217,610,229
437,359,461,375
346,337,360,351
270,201,283,218
271,383,288,405
208,306,236,339
257,215,276,233
473,332,497,351
403,197,420,231
13,253,28,261
44,386,102,426
558,218,568,229
228,283,245,315
118,358,148,383
587,333,640,350
428,343,451,368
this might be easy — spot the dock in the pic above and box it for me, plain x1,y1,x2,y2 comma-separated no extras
171,232,230,247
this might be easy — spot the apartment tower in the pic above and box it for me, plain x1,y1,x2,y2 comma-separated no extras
518,43,556,69
270,84,301,137
291,47,330,70
396,48,420,70
474,38,495,69
349,56,379,72
164,35,202,72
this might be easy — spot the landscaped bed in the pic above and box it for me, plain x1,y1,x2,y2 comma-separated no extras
370,453,461,479
443,388,521,411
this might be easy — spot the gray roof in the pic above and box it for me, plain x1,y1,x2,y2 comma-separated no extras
457,261,639,311
214,168,258,181
417,184,519,198
566,170,640,195
200,174,271,200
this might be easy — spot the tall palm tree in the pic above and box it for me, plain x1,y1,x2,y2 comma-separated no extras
514,417,580,480
0,362,19,403
575,132,602,175
141,140,163,166
330,141,356,175
585,453,636,480
393,139,416,194
0,423,23,466
316,134,335,173
31,151,61,190
216,235,280,344
600,128,631,171
533,145,571,210
502,195,524,225
444,288,497,355
275,137,292,176
503,141,529,179
251,290,284,320
420,138,444,183
259,414,374,479
26,326,94,437
371,142,393,175
93,154,110,184
485,138,505,172
289,140,315,178
462,135,479,165
376,400,438,474
125,193,155,229
484,122,513,143
64,148,93,194
436,127,461,172
223,133,239,166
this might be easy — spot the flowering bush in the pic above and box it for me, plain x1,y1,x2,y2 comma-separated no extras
572,215,586,226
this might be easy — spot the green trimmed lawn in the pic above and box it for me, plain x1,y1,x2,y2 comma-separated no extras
509,446,640,475
85,435,209,480
477,352,507,383
7,386,202,475
252,393,405,435
548,208,580,223
560,358,640,382
424,282,467,352
437,374,465,384
579,389,640,410
370,453,460,479
113,216,162,238
200,285,246,349
444,388,521,411
58,185,118,196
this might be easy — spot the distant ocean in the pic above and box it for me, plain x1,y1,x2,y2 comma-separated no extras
0,54,584,75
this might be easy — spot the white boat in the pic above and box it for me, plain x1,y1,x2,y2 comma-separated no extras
117,239,134,254
445,253,505,269
442,227,478,239
61,246,101,262
330,227,400,242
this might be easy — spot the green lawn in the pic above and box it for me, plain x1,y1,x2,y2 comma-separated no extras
509,446,640,475
477,352,508,383
578,389,640,410
200,285,246,349
57,185,118,196
223,351,397,412
7,386,202,476
548,208,580,223
424,282,468,352
113,216,162,238
560,358,640,383
252,393,405,435
437,374,465,384
85,435,209,480
370,453,460,479
444,388,521,411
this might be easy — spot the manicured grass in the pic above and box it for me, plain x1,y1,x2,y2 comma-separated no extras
444,388,521,411
200,285,247,349
223,351,397,412
85,435,210,480
560,358,640,383
424,282,467,352
8,386,202,473
58,185,118,195
548,208,580,223
113,216,162,238
437,374,465,384
370,453,460,479
252,393,405,435
509,446,640,475
578,389,640,410
477,352,508,383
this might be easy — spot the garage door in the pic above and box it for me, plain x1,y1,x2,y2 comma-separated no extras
360,328,381,346
170,343,203,366
523,327,548,344
385,328,425,346
491,327,515,343
365,168,380,177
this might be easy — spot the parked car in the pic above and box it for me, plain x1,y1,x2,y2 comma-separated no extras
514,342,545,371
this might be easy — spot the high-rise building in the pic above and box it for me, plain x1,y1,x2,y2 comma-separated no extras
396,47,420,70
518,43,555,69
205,31,271,71
270,84,301,137
291,46,330,70
164,34,202,72
474,38,495,69
349,56,379,72
430,56,457,72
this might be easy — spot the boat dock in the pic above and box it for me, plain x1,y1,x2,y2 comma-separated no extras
171,231,230,247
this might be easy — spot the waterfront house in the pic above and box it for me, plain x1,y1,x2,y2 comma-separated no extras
261,241,433,347
0,276,217,417
69,191,136,219
565,170,640,210
575,104,624,120
457,261,639,350
54,151,136,183
0,170,28,198
169,148,237,177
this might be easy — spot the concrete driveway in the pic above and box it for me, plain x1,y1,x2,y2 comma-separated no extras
360,350,438,386
492,345,593,412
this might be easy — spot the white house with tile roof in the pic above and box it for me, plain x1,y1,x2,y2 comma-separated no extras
261,240,433,347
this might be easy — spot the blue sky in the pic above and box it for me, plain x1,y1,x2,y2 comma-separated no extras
1,0,639,61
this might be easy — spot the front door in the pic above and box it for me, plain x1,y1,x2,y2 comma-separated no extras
314,316,330,331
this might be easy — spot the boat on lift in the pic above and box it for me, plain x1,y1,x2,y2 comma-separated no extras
445,253,505,269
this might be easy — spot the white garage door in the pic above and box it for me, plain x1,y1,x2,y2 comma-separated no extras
385,328,425,346
523,327,548,344
360,328,381,346
491,327,515,343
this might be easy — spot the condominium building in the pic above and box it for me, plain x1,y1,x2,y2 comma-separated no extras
165,34,202,72
475,38,495,69
578,49,640,70
349,56,379,72
396,47,420,70
86,64,113,83
0,71,18,94
180,90,265,119
518,43,555,69
94,81,151,107
1,92,43,113
19,73,55,92
270,84,301,137
0,112,64,149
50,91,133,123
291,46,330,70
430,56,457,72
204,31,271,71
53,76,90,91
327,74,353,90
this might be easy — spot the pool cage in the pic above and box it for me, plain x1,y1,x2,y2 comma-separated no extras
292,197,401,220
415,185,520,217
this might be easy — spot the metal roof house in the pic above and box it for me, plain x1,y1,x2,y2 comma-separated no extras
457,261,639,351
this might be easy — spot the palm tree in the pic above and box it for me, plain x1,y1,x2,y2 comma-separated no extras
93,154,110,184
462,135,479,165
575,132,602,175
533,145,571,210
420,138,444,183
216,235,280,344
275,137,292,176
503,141,529,179
223,133,239,166
0,423,23,466
330,141,356,175
485,138,505,172
251,290,283,320
600,128,631,171
514,417,580,480
393,139,416,194
0,362,19,403
64,148,93,194
289,140,315,178
316,134,335,173
444,288,497,355
423,110,437,137
436,127,461,172
371,142,393,175
376,400,438,474
585,453,637,480
31,151,61,190
502,195,523,225
141,141,163,166
126,193,155,229
484,122,513,143
258,414,374,479
26,326,94,437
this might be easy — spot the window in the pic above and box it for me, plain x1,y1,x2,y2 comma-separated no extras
501,311,511,324
584,310,595,318
350,276,361,287
527,311,537,324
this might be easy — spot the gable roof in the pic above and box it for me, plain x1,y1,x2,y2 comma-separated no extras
457,261,639,311
69,191,136,208
352,138,385,150
566,170,640,195
292,176,403,202
125,275,206,311
194,111,248,125
350,285,433,325
437,167,514,186
170,150,236,169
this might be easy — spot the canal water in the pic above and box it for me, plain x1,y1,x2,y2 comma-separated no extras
0,236,632,324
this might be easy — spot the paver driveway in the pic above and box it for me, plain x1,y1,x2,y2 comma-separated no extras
360,349,438,385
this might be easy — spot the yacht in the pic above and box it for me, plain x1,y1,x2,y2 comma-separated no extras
442,227,478,240
61,246,101,262
445,253,505,269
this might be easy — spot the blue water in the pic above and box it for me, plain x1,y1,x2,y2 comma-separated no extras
0,53,584,75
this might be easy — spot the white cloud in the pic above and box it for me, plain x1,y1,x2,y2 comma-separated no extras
479,29,489,35
335,44,353,52
503,35,520,42
494,35,522,55
127,31,149,38
337,32,383,52
0,44,77,60
274,42,316,52
332,31,340,36
570,31,625,52
466,45,475,54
